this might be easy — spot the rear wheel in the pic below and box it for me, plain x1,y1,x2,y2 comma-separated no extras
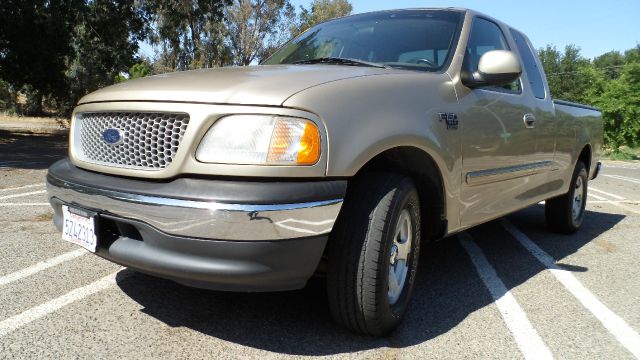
327,173,421,336
545,161,588,234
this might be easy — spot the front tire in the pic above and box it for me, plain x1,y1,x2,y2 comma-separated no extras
327,173,421,336
545,161,588,234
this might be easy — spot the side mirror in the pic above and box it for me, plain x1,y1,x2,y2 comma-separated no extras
462,50,522,88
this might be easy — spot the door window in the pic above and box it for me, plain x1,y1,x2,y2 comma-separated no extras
464,18,521,93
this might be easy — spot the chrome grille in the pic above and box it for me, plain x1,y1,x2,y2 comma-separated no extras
74,112,190,170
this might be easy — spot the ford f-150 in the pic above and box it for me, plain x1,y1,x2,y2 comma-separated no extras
47,8,603,335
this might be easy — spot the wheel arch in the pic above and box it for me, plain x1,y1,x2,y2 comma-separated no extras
348,146,448,242
577,143,592,173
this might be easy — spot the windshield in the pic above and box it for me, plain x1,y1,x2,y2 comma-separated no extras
263,10,464,72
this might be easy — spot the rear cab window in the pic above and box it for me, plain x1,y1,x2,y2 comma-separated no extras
510,29,547,99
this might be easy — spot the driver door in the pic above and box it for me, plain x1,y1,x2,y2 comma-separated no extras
457,17,541,227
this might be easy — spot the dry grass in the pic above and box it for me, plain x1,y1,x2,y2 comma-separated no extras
0,114,69,127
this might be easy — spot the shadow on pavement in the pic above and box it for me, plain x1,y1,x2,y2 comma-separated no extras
0,129,68,170
116,205,624,355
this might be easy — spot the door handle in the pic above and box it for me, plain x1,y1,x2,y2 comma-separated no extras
523,113,536,128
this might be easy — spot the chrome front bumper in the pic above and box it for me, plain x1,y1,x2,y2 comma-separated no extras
46,162,344,242
46,159,346,291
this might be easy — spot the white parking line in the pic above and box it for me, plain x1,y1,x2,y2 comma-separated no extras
0,203,50,206
501,219,640,358
459,233,553,360
0,184,44,192
590,187,626,200
605,165,637,169
604,174,640,185
608,202,640,215
0,190,47,201
0,270,123,338
588,187,640,215
0,249,86,287
589,193,608,201
590,200,640,204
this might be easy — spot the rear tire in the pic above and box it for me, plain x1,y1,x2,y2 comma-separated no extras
327,173,421,336
545,161,588,234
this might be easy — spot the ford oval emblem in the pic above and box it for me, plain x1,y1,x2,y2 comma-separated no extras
102,128,124,145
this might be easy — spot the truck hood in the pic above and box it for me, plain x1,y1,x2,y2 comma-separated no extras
79,65,395,106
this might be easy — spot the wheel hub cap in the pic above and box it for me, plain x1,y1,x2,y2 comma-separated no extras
390,245,398,265
388,209,412,305
572,176,584,222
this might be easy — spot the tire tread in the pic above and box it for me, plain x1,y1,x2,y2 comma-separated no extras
327,173,420,335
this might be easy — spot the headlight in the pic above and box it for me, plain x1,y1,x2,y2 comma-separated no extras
196,115,321,165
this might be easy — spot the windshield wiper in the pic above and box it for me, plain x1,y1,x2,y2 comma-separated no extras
292,57,389,69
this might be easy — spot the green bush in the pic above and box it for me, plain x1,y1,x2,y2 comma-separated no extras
605,147,640,161
539,46,640,151
597,63,640,150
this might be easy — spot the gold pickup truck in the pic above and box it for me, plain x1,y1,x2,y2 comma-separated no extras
47,8,603,335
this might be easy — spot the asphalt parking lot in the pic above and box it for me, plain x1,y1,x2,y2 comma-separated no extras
1,130,639,359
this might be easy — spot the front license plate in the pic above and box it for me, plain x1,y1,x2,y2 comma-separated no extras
62,205,97,253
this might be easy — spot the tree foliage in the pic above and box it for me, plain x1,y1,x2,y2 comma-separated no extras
538,44,640,151
538,45,592,103
593,50,625,80
143,0,230,71
65,0,149,112
0,0,80,114
0,0,149,115
0,80,16,114
0,0,357,115
129,62,154,79
224,0,295,65
115,61,154,83
596,62,640,149
293,0,352,37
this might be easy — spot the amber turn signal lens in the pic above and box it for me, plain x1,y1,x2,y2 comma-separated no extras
296,122,321,165
266,119,320,165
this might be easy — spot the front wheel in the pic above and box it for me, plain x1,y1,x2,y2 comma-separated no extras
327,173,421,336
545,161,588,234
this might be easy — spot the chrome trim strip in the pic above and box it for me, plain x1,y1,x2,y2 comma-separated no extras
466,161,554,186
47,176,343,241
48,175,341,211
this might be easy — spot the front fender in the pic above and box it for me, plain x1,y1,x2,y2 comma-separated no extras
283,72,462,229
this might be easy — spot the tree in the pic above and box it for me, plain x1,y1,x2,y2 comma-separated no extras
115,61,154,83
143,0,230,71
596,62,640,150
593,51,625,80
624,45,640,64
65,0,148,112
0,80,16,114
0,0,81,115
129,62,154,79
538,44,640,151
293,0,352,37
538,44,592,103
225,0,295,65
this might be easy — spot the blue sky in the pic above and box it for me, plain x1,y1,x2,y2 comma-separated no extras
290,0,639,59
